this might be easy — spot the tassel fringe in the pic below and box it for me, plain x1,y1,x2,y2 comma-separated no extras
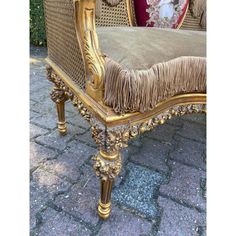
104,56,206,114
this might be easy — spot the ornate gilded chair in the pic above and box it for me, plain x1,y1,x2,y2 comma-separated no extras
44,0,206,219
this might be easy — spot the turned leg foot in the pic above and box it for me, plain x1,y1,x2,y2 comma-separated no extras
98,179,113,219
50,87,68,135
56,101,67,135
93,150,122,220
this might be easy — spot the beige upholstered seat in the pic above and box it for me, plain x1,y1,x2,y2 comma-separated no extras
98,27,206,69
97,27,206,113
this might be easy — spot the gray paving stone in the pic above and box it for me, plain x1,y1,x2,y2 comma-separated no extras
30,142,58,170
165,116,184,127
30,65,46,76
35,127,84,151
30,169,71,230
30,73,46,87
78,129,96,147
181,114,206,125
113,149,130,187
30,45,48,58
30,124,49,139
30,79,48,94
159,161,206,211
30,110,41,120
130,138,171,174
129,136,145,149
200,178,206,199
37,208,91,236
31,98,56,116
31,113,57,130
68,113,90,129
30,184,48,230
64,103,90,128
30,99,38,106
170,136,206,170
156,197,206,236
197,226,206,236
113,162,164,219
66,139,96,156
32,168,72,199
176,120,206,143
30,86,50,102
65,101,77,113
97,206,152,236
145,123,180,143
42,142,95,182
30,63,45,72
54,165,100,225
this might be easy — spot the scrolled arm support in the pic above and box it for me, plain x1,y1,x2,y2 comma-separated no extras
73,0,105,101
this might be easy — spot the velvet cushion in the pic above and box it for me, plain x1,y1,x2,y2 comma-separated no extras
96,27,206,113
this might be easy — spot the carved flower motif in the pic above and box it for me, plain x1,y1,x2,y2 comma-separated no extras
92,154,122,181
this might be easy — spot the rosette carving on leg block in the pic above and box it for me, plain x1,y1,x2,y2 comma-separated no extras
93,150,122,181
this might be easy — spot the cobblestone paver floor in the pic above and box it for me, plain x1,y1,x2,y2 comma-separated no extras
30,46,206,236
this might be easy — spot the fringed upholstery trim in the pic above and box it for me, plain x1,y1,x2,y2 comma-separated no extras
189,0,206,27
104,56,206,114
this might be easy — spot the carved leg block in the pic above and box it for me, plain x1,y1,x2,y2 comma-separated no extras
93,150,122,219
50,87,68,135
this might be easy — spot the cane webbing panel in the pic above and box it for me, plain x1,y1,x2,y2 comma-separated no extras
44,0,86,89
96,0,130,26
181,10,206,31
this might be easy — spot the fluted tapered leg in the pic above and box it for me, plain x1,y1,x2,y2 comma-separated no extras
98,179,113,219
56,100,67,135
50,87,68,135
93,150,122,219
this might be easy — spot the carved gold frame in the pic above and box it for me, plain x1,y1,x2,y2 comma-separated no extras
45,0,206,220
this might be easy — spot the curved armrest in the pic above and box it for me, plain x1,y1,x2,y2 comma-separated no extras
73,0,105,101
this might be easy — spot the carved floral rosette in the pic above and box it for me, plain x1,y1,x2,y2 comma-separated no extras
92,152,122,181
